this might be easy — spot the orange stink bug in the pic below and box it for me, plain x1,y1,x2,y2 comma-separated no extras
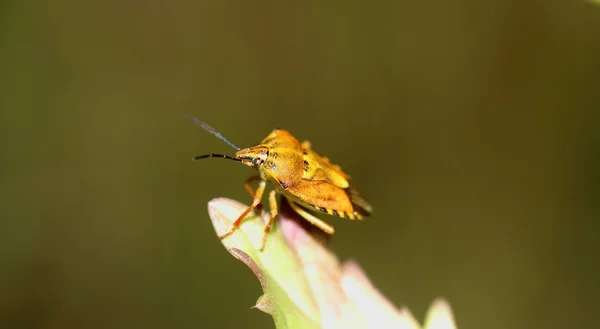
187,115,372,251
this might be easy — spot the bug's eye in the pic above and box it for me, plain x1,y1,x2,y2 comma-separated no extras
253,158,262,166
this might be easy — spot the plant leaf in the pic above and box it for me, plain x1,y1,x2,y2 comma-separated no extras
208,198,321,329
207,197,457,329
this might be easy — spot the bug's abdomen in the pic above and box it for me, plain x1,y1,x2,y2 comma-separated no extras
280,180,368,220
306,202,364,220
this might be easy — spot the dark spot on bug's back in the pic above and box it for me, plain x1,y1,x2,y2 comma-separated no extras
303,150,308,155
319,207,327,212
268,161,277,170
303,160,309,171
331,210,339,217
270,152,279,158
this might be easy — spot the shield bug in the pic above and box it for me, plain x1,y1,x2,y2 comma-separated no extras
186,115,372,251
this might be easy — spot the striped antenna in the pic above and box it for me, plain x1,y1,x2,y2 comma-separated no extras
185,115,240,151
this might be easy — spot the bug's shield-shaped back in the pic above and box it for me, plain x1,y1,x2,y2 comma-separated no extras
283,180,357,217
301,141,351,189
298,141,371,217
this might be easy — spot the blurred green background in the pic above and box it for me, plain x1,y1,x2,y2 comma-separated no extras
1,1,599,328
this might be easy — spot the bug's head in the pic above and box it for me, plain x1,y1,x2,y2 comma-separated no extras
235,145,269,167
186,115,268,169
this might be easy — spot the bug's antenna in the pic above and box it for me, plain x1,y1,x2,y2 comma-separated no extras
185,115,240,151
193,153,242,162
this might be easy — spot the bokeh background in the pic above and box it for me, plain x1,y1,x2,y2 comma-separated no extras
2,1,599,328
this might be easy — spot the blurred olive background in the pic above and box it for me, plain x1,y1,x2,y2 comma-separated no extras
1,1,599,328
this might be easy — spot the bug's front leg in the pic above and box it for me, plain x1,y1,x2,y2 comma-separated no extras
259,190,278,251
244,175,264,212
244,175,263,199
220,180,266,241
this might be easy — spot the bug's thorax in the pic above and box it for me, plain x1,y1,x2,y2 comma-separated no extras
235,131,306,190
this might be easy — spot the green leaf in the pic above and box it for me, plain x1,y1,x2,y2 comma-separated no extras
207,197,458,329
208,198,321,329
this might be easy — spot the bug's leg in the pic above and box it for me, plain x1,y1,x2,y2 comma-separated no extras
220,180,266,240
244,175,264,211
288,201,335,235
259,190,278,251
244,175,262,199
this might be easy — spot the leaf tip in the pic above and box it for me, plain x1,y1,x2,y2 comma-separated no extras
424,298,457,329
253,294,275,315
